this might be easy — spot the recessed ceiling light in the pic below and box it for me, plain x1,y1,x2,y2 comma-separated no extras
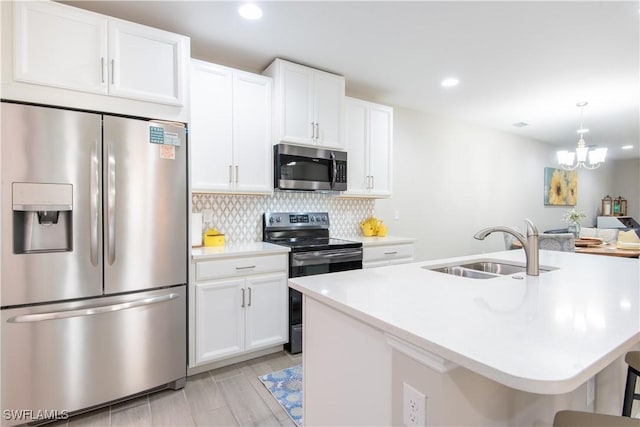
441,78,459,88
622,145,633,150
238,3,263,20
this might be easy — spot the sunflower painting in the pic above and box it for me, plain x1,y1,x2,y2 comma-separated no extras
544,167,577,206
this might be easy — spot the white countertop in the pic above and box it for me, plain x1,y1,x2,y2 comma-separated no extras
192,242,289,260
340,235,416,246
289,249,640,394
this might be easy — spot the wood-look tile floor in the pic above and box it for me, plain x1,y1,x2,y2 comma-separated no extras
48,351,301,427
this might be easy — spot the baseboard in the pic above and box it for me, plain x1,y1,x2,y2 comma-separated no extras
187,345,284,376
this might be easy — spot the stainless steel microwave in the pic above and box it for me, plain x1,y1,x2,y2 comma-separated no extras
274,143,347,192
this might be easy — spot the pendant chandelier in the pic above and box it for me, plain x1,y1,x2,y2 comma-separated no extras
557,102,607,170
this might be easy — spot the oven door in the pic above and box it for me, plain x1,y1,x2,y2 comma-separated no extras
290,247,363,278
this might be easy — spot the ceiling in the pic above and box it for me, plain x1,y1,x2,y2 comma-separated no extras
60,1,640,160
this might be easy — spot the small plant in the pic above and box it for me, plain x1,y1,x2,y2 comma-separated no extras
563,207,586,226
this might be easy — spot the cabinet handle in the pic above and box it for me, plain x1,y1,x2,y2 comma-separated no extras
384,251,398,255
314,123,319,140
111,59,115,84
248,287,252,307
241,288,245,308
371,175,375,189
310,122,315,139
100,57,105,83
228,165,233,183
235,165,239,183
235,265,256,270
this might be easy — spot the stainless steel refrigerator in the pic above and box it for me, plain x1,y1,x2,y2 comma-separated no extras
1,101,187,425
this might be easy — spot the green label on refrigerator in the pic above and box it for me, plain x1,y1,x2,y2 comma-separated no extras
149,126,165,144
149,126,181,146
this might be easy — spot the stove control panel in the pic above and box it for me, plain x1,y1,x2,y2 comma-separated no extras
264,212,330,228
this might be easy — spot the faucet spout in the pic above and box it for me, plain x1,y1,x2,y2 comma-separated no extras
474,219,539,276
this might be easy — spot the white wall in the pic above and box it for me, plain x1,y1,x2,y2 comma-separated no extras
613,158,640,219
375,107,625,261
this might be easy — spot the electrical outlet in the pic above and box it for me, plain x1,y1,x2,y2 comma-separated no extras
202,209,213,223
403,382,426,426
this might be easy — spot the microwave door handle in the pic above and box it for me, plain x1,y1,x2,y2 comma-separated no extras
330,151,337,189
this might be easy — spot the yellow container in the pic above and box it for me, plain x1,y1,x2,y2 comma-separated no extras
360,222,375,236
204,230,225,246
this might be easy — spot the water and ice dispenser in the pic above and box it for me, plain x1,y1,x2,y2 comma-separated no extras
12,182,73,253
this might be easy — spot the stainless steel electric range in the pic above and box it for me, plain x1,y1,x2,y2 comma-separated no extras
263,212,363,353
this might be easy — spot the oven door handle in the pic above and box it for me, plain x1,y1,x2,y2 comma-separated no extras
291,249,363,267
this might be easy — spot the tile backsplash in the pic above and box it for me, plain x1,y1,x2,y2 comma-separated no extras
192,192,374,243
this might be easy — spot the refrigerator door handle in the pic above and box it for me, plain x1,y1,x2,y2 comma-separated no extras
90,139,100,266
6,293,181,323
107,143,116,265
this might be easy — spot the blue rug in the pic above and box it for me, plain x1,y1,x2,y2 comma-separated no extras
258,364,303,426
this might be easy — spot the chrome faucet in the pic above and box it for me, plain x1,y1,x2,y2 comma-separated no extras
474,219,540,276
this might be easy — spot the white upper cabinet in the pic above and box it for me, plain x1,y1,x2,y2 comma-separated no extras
190,59,272,194
264,58,345,149
13,1,108,94
190,60,233,192
343,97,393,198
278,63,314,144
13,1,188,106
107,19,187,105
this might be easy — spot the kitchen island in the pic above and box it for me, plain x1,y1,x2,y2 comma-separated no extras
289,249,640,426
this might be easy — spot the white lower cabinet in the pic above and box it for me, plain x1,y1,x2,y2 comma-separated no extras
245,275,288,350
192,254,288,366
195,278,245,363
363,242,414,268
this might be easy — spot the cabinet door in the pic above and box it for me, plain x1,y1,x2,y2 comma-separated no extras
195,279,245,364
14,1,108,94
232,72,273,193
245,274,288,351
190,60,234,192
108,19,187,105
343,98,369,196
368,105,393,197
279,62,315,144
313,72,345,149
363,243,413,269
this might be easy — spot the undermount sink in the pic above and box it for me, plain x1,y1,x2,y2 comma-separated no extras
428,265,497,279
459,261,526,275
424,260,554,279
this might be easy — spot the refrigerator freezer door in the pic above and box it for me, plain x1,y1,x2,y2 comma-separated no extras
1,286,186,425
1,102,103,306
102,116,187,294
